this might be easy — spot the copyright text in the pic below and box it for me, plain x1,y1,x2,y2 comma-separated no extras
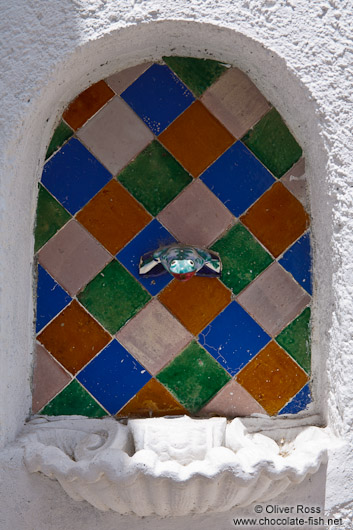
232,505,343,527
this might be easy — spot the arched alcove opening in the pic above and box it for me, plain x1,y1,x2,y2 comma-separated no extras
0,19,331,448
32,57,314,422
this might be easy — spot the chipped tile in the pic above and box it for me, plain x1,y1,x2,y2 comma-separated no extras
76,180,152,255
201,68,270,138
77,97,154,175
280,158,308,207
241,182,310,258
159,276,231,336
237,262,311,337
159,101,235,177
282,156,305,180
116,300,193,375
158,180,234,247
38,220,112,296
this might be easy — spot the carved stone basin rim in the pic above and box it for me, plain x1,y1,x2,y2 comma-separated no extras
20,416,333,516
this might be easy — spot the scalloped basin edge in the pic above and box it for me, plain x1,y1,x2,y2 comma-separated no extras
20,416,334,516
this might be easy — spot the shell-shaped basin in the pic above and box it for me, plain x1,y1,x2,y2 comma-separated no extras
21,416,331,516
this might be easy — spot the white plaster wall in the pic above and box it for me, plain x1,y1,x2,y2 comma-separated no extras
0,0,352,527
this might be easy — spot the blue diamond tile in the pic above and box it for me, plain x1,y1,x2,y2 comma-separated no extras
200,142,275,217
116,219,176,296
121,64,195,135
279,232,312,295
41,138,112,215
77,339,151,415
198,301,270,376
278,383,311,414
36,264,71,333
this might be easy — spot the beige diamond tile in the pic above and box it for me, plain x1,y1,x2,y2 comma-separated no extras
77,96,154,175
106,63,152,95
237,262,311,336
201,68,270,138
32,343,71,413
116,300,193,375
200,379,267,417
38,220,112,296
157,180,234,247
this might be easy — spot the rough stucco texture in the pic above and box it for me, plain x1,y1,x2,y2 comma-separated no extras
0,0,353,528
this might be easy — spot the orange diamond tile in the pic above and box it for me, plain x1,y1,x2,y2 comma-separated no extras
76,179,152,254
240,182,310,258
236,341,309,415
37,300,111,375
158,101,235,177
63,80,115,130
116,378,187,418
158,276,231,335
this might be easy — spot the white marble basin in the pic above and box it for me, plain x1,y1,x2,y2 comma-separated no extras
21,416,332,516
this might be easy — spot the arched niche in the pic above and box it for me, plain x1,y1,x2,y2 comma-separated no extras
0,20,331,448
33,56,313,423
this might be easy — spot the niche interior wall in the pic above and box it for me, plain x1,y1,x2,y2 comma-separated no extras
33,57,313,419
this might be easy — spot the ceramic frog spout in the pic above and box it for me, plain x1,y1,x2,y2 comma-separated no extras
139,244,222,282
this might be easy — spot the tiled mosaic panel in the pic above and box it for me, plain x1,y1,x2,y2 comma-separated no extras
33,57,312,419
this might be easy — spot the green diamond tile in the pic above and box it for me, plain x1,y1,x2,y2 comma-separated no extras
156,341,231,413
45,120,73,160
78,260,151,334
276,307,311,374
211,223,273,295
34,184,71,252
162,56,227,97
242,108,303,178
118,141,192,216
40,379,107,417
